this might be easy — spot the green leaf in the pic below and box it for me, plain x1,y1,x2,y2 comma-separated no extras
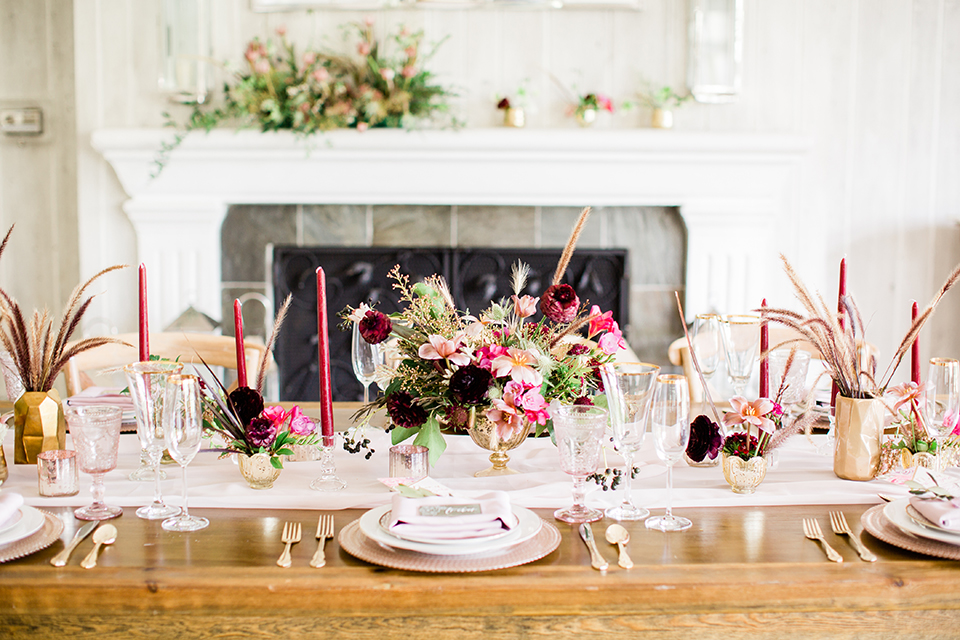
270,456,283,470
391,425,419,445
396,484,436,498
413,415,446,466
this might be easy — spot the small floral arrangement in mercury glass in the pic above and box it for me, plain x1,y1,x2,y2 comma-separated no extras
345,207,626,471
200,296,318,470
879,381,960,474
571,93,615,126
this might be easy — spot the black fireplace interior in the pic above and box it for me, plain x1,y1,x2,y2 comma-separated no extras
272,246,628,401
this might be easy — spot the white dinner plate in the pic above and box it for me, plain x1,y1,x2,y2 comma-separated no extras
0,509,24,536
378,510,518,545
0,505,46,547
359,504,542,556
884,499,960,547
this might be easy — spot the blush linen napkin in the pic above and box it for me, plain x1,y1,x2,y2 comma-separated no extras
388,491,517,541
909,495,960,531
0,492,23,528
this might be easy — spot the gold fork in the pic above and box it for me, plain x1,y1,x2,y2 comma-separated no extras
310,514,335,569
277,522,301,568
802,518,843,563
829,511,877,562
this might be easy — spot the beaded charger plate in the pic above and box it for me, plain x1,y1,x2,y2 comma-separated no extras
861,503,960,560
339,517,561,573
0,510,64,564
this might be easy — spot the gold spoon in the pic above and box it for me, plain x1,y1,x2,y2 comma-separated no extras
80,524,117,569
605,524,634,569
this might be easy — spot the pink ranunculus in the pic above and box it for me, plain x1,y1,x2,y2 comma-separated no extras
286,405,317,436
418,334,470,366
303,51,316,66
519,387,550,426
401,65,416,79
261,405,287,428
312,67,329,83
722,396,776,434
587,305,616,338
357,42,371,56
254,58,271,74
598,329,627,355
491,348,542,386
512,294,539,319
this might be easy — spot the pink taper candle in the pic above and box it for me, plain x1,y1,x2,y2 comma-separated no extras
234,299,247,388
760,298,769,399
911,301,920,384
138,263,149,362
831,259,846,407
317,267,335,446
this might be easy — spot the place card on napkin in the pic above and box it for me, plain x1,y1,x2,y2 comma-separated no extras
388,491,516,541
0,492,23,528
909,496,960,531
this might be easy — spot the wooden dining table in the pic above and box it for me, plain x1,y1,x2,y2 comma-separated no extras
3,401,960,638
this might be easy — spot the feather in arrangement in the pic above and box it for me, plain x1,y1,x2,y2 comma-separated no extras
0,225,128,394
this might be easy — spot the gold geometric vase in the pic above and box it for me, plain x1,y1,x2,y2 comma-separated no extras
833,395,884,481
14,389,66,464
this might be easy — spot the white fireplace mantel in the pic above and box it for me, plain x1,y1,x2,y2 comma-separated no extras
92,128,809,327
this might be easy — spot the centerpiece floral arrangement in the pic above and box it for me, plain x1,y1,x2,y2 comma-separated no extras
200,295,318,470
156,19,456,174
879,381,960,474
345,207,626,464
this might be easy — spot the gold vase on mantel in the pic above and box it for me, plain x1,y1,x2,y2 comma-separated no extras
833,395,884,481
466,409,532,477
14,389,66,464
502,107,525,128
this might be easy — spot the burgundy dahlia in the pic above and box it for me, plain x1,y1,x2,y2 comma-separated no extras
539,284,580,323
444,404,470,431
448,365,493,405
573,396,594,406
359,309,393,344
245,415,277,449
386,391,428,429
229,386,265,427
568,344,590,356
686,414,723,463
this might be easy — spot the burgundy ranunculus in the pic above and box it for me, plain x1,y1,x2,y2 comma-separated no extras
568,344,590,356
229,386,265,427
573,396,594,406
448,365,493,405
497,97,511,109
386,391,428,429
686,414,723,463
539,284,580,323
359,309,393,344
245,415,277,449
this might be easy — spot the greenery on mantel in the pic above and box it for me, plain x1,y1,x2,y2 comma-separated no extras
154,19,458,176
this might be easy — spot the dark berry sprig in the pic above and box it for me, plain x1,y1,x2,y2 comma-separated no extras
342,430,375,460
586,466,640,491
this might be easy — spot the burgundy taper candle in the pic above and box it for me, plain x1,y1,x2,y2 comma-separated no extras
760,298,769,399
831,258,846,408
234,299,247,388
317,267,335,446
138,263,149,362
911,301,920,384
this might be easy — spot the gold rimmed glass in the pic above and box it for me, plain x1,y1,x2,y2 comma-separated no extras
692,314,723,380
645,374,692,532
925,358,960,470
720,314,760,397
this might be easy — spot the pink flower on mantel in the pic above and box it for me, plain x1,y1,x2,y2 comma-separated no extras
418,334,470,366
356,122,369,132
512,294,539,319
596,94,615,113
722,396,776,434
286,406,317,436
491,348,542,386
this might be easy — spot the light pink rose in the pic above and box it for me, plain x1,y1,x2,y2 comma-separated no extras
286,406,317,436
598,327,627,355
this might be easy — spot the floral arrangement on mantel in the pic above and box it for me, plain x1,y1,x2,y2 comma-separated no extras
155,19,457,175
200,295,317,469
571,92,615,125
345,207,627,464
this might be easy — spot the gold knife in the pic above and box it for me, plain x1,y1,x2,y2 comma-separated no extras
578,523,609,571
50,521,98,567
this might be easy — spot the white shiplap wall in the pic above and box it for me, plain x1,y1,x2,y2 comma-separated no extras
6,0,960,384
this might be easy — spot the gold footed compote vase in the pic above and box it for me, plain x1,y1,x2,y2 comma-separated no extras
467,411,531,477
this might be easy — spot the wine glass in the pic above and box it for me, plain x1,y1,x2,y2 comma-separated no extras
599,362,660,521
124,361,183,520
692,313,722,381
352,321,384,404
553,404,608,524
720,315,760,397
925,358,960,471
161,374,209,532
66,406,124,521
645,374,692,532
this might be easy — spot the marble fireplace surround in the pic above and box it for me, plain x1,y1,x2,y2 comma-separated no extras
91,128,808,329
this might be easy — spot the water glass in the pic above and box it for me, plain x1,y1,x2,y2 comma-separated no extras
352,322,384,404
692,314,722,380
66,406,123,521
645,374,692,532
926,358,960,470
389,444,429,482
553,405,607,524
162,374,209,532
720,315,760,397
599,362,660,521
37,450,79,497
124,361,183,520
768,349,811,408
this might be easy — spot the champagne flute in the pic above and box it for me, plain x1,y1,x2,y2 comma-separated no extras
161,374,209,532
720,315,760,397
599,362,660,521
645,374,692,532
925,358,960,471
553,405,608,524
66,406,124,521
124,361,183,520
352,322,384,404
692,313,722,382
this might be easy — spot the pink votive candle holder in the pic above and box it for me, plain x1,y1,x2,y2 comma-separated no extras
37,450,79,497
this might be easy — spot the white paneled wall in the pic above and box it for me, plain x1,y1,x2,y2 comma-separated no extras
4,0,958,384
